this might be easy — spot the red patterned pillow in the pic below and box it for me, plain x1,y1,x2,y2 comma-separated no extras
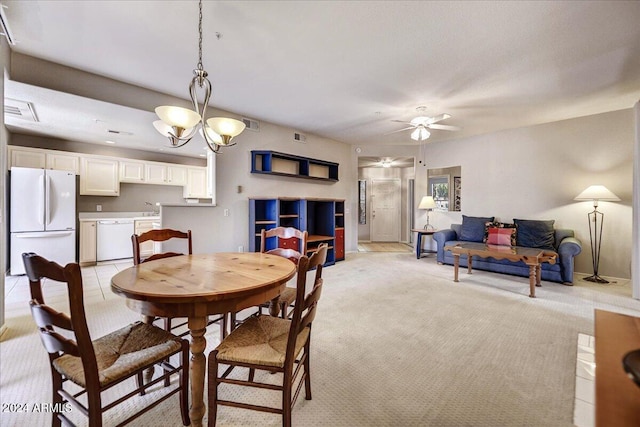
486,226,516,246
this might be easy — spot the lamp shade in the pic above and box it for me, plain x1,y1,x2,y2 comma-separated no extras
411,127,430,141
155,106,201,129
206,117,246,138
574,185,620,201
418,196,436,210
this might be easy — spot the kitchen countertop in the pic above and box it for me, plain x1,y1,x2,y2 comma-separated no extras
78,212,160,222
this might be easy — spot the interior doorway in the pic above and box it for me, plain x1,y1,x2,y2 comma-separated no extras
357,156,415,252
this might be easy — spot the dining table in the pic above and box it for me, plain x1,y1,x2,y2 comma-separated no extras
110,252,297,427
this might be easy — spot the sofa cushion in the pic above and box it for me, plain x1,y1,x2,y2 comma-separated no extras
460,215,494,242
486,227,516,246
484,222,517,246
514,219,555,250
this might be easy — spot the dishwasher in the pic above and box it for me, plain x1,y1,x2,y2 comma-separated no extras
96,220,135,261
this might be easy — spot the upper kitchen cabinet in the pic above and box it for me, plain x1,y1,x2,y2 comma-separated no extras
166,164,187,186
184,167,208,199
145,162,168,184
8,146,79,174
8,146,46,169
119,160,145,182
46,152,79,174
80,156,120,196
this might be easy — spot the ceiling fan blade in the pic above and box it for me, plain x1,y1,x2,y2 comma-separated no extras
427,113,451,124
384,126,415,135
390,119,413,125
427,124,461,131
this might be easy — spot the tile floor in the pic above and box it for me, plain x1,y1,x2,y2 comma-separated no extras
574,333,596,427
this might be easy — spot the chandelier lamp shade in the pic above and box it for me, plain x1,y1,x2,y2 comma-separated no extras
153,0,245,152
574,185,621,284
418,196,437,230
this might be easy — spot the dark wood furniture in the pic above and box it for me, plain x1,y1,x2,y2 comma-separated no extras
249,197,345,265
110,252,297,427
444,242,557,297
132,228,192,265
251,150,339,182
207,244,328,427
595,309,640,426
413,228,437,259
23,252,190,427
259,226,307,319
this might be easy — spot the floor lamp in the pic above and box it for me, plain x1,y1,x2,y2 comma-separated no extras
574,185,620,283
419,196,437,230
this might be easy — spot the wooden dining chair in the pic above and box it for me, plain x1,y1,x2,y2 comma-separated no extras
22,252,190,427
259,227,308,319
132,228,192,265
207,244,328,427
132,228,224,337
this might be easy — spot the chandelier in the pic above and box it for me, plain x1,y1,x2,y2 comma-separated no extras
153,0,245,152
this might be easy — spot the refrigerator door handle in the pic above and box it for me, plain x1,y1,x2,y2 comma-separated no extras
38,173,46,226
13,231,75,238
45,174,51,226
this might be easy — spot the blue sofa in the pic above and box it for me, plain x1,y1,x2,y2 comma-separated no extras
433,223,582,284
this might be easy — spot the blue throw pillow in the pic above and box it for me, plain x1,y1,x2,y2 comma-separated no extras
460,215,495,242
514,219,555,250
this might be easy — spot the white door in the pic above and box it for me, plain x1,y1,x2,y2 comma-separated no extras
371,178,400,242
46,169,76,231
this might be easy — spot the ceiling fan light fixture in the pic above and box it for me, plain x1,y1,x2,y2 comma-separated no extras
411,127,430,141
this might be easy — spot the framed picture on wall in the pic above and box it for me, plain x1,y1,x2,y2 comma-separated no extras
453,176,461,211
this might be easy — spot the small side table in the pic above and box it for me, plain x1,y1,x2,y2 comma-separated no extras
412,228,437,259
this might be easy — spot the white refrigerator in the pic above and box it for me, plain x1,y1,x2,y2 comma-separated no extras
10,167,76,275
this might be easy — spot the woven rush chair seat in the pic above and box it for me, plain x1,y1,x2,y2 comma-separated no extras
216,315,310,368
53,321,182,388
23,252,190,427
208,243,328,427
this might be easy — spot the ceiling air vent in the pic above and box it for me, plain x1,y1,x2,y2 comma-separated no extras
294,132,307,143
242,117,260,132
4,98,38,122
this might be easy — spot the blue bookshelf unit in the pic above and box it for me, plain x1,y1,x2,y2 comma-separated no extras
251,150,339,182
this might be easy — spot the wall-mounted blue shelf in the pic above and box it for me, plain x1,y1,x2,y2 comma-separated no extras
251,150,339,182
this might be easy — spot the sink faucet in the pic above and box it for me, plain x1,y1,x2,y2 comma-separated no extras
144,202,159,215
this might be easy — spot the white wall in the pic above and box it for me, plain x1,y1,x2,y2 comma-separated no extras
419,109,635,279
1,35,11,333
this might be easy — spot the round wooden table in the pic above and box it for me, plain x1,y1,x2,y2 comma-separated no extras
110,252,297,427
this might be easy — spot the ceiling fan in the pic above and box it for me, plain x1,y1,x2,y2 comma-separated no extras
389,107,461,141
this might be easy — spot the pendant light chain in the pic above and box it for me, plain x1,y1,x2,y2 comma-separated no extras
197,0,203,73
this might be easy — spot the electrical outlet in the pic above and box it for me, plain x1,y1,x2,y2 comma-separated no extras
224,209,230,217
238,245,244,252
96,205,102,212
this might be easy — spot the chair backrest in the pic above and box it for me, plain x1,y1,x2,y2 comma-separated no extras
22,253,101,390
260,227,308,256
132,228,192,265
285,243,328,365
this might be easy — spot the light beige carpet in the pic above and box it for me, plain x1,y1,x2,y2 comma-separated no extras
2,253,640,426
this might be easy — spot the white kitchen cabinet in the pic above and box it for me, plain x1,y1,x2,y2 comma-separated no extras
167,165,187,186
119,160,145,182
184,167,208,198
145,163,168,184
80,156,120,196
79,221,97,265
46,152,79,174
134,219,156,258
9,146,46,169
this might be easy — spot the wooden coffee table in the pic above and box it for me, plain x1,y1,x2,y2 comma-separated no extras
444,242,557,298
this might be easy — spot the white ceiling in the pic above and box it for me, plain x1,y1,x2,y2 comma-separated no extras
3,1,640,158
